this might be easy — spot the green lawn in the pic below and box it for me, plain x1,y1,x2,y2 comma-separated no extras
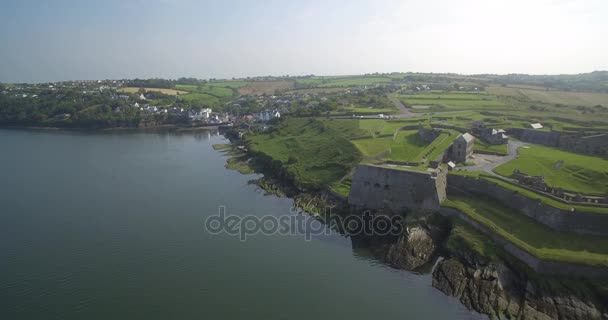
494,144,608,194
443,195,608,267
246,118,363,189
352,137,393,158
474,139,508,155
388,130,428,162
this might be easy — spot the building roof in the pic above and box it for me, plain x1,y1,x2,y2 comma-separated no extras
457,133,475,143
530,123,543,129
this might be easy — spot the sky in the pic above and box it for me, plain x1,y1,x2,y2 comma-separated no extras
0,0,607,83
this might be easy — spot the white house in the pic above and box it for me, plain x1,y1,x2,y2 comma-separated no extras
139,93,146,100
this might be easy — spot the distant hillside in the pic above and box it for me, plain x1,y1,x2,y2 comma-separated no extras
482,71,608,93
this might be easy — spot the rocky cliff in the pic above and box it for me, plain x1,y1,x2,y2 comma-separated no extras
432,245,608,319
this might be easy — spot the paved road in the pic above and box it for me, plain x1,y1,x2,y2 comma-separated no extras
388,94,417,118
462,140,526,175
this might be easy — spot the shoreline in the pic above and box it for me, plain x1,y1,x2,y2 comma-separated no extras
0,124,225,132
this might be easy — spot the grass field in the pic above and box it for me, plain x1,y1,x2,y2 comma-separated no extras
443,195,608,267
352,137,393,158
388,130,428,161
246,118,362,189
487,85,608,107
117,87,188,95
494,144,608,194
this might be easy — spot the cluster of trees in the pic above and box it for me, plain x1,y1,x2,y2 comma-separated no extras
0,89,143,128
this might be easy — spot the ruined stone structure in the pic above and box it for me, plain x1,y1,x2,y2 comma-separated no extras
348,165,447,212
450,133,475,163
512,169,547,191
418,124,441,143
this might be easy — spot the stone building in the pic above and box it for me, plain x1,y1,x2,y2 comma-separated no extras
481,128,508,145
451,133,475,163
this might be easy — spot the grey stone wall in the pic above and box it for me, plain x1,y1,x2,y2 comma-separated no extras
448,175,608,236
509,128,561,146
348,165,447,212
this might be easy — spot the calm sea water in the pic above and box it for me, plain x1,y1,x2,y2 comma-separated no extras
0,128,483,320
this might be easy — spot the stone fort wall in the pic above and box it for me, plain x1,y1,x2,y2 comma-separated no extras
439,207,608,277
348,165,447,212
448,174,608,236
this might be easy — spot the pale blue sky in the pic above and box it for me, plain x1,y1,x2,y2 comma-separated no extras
1,0,607,82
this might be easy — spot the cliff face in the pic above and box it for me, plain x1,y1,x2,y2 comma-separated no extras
432,248,608,320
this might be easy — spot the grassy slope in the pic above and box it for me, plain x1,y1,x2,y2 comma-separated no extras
494,144,608,194
246,118,363,189
443,195,608,267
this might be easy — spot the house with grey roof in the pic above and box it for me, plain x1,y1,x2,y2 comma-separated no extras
451,133,475,163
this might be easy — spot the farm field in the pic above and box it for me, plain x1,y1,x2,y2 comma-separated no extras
487,85,608,107
238,80,295,95
117,87,188,95
494,144,608,194
443,195,608,267
175,84,234,98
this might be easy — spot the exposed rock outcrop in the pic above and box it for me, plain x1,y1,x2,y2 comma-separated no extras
384,226,437,270
432,248,608,319
370,215,450,271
